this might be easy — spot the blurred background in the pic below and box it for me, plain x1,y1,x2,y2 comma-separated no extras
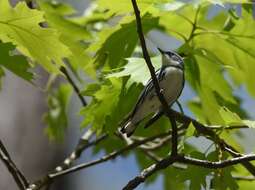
0,0,162,189
1,1,255,190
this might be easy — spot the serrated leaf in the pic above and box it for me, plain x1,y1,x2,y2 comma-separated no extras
38,1,96,78
89,14,162,69
80,79,122,134
44,84,72,141
107,56,161,85
81,83,101,96
193,7,255,98
0,42,33,82
0,0,70,73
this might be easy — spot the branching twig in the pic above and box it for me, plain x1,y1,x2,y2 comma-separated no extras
46,132,170,179
123,154,255,190
123,155,179,190
0,140,29,190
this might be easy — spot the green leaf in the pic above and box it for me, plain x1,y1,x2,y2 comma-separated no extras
104,82,144,134
180,151,212,190
154,1,186,12
44,83,72,141
219,107,255,129
212,167,238,190
97,0,167,14
81,83,101,96
107,56,161,86
219,106,242,125
0,42,33,82
193,6,255,97
0,0,70,73
164,167,186,190
80,79,122,134
187,99,207,123
89,14,162,69
38,1,96,78
195,49,236,104
184,55,200,91
185,122,196,139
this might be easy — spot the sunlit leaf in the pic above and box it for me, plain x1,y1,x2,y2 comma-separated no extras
107,56,161,86
38,1,96,78
0,0,71,72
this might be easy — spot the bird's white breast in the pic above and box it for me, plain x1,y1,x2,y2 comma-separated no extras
132,67,184,123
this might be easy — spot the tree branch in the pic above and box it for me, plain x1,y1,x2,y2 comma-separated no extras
0,140,29,190
123,154,255,190
123,155,179,190
45,132,170,180
130,0,178,156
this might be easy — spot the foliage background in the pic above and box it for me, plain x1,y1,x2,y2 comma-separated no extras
1,0,255,189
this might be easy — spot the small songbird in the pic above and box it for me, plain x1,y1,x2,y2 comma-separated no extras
120,48,185,137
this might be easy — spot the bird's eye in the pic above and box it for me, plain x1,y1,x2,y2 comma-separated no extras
171,55,179,61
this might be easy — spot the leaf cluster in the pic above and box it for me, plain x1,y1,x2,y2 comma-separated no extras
1,0,255,189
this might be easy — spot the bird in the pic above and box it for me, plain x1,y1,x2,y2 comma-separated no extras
120,48,185,137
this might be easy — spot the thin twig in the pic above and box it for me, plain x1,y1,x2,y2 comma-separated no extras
0,140,29,190
60,66,87,107
130,0,178,156
180,155,255,168
28,131,107,190
47,132,170,179
54,132,107,173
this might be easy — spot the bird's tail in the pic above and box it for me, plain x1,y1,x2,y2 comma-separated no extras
120,118,137,137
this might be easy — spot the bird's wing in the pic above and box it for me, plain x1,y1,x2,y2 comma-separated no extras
130,68,165,117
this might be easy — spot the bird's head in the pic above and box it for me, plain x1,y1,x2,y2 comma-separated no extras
158,48,184,69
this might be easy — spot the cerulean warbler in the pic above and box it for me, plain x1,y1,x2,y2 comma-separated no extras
120,48,185,136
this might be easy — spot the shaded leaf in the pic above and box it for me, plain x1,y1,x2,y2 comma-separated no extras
89,14,162,69
0,42,33,82
44,84,72,141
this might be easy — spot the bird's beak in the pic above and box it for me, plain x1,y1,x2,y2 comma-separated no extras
157,47,164,54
